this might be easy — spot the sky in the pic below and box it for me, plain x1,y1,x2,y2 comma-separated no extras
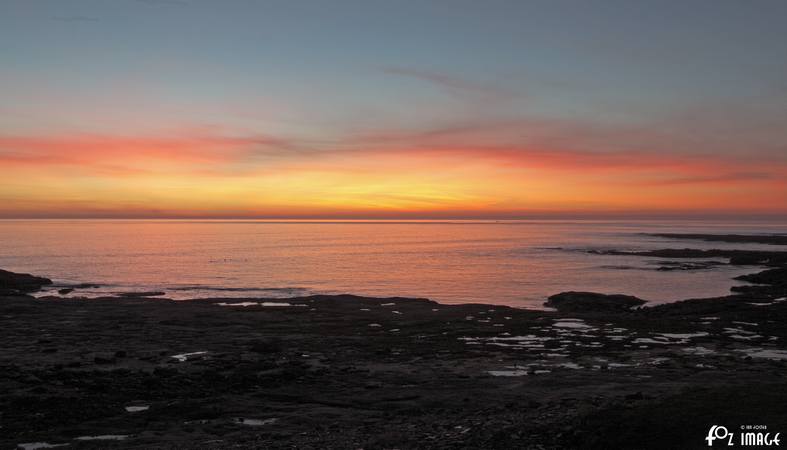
1,0,786,219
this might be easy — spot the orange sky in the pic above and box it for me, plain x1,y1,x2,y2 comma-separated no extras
3,2,787,219
1,130,785,219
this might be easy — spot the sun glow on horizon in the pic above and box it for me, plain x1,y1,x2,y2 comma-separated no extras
1,130,786,219
2,2,787,219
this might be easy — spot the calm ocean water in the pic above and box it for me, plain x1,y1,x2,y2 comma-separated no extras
1,219,785,308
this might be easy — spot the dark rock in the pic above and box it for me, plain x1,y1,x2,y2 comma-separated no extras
23,375,41,384
248,338,282,354
545,291,646,312
94,355,117,364
58,288,74,295
3,264,787,450
0,269,52,293
594,249,787,266
117,291,166,298
655,261,724,271
625,391,644,401
730,255,769,265
649,233,787,245
735,267,787,285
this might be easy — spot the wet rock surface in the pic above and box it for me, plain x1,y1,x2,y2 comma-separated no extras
736,267,787,285
545,291,646,312
0,269,52,294
2,234,787,449
115,292,167,298
648,233,787,245
592,247,787,264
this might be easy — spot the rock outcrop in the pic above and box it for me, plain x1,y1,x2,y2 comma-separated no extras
545,291,646,312
0,268,52,294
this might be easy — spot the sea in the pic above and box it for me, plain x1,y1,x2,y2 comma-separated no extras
1,219,785,309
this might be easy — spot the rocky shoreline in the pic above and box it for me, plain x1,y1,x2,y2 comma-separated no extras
2,234,787,449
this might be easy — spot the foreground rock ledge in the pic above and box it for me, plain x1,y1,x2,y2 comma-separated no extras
545,291,646,312
1,251,786,449
0,268,52,295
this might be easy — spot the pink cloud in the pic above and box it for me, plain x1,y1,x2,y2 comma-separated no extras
0,131,295,175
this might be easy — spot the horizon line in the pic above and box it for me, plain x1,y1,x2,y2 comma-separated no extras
2,213,786,221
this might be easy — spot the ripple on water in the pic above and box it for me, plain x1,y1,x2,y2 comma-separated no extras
74,435,128,441
488,368,551,377
17,444,69,450
552,320,594,330
234,417,279,426
737,348,787,360
125,405,149,412
216,302,302,307
682,346,716,356
171,351,208,362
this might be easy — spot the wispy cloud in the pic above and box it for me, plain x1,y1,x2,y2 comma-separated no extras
51,16,100,23
2,114,786,217
0,131,297,176
383,68,498,94
5,115,782,181
381,67,518,106
639,172,782,186
133,0,189,6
